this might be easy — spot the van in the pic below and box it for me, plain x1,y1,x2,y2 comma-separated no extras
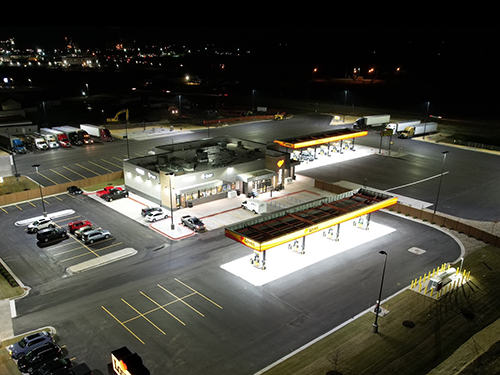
241,199,267,214
428,268,456,291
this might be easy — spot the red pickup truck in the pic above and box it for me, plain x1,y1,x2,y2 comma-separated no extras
68,220,92,234
96,186,122,198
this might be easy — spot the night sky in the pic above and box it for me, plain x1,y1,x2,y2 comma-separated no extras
1,27,498,119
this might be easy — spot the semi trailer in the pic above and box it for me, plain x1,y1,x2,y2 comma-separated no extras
353,114,391,129
80,124,113,141
0,134,27,154
399,122,438,139
386,120,421,134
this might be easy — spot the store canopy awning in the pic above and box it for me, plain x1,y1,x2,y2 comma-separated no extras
225,188,397,252
274,128,367,149
237,169,277,183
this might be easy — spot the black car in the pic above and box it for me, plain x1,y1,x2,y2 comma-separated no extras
33,358,72,375
101,188,129,202
67,186,83,195
17,342,62,373
36,227,68,243
52,363,93,375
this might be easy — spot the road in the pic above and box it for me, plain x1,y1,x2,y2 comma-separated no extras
1,113,497,374
15,114,500,221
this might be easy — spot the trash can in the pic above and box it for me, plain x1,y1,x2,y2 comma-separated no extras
187,202,193,208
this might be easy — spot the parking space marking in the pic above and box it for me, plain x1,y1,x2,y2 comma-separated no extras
101,306,145,345
121,298,167,335
58,240,122,262
100,158,122,169
138,291,186,326
88,161,113,173
75,163,100,176
63,166,87,179
174,278,223,310
36,171,57,185
156,284,205,317
102,279,223,344
50,168,73,182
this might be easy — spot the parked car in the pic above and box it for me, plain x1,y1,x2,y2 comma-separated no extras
33,358,73,375
96,186,122,198
145,209,169,222
8,331,53,359
17,342,62,373
181,215,206,232
141,206,162,217
51,363,93,375
82,229,111,244
74,225,94,239
100,188,129,202
67,186,83,195
68,220,92,234
36,228,68,243
27,218,55,233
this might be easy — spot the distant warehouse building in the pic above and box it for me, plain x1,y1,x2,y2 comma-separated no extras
123,136,292,210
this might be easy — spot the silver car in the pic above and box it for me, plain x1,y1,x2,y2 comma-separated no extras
82,229,111,244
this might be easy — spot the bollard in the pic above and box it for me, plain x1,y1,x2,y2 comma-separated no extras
467,271,471,280
418,282,422,292
411,280,414,289
430,287,434,297
424,284,428,295
456,268,460,275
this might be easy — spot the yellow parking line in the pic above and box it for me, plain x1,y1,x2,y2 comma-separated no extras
157,284,205,317
1,207,7,213
88,161,113,173
50,169,72,182
139,291,186,326
121,298,166,335
75,163,100,176
37,172,57,185
174,278,223,309
63,166,86,179
100,158,122,168
15,204,23,210
112,156,124,162
101,306,145,345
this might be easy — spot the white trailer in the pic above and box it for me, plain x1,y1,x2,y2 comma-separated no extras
399,122,438,139
353,114,391,129
386,120,420,134
80,124,113,141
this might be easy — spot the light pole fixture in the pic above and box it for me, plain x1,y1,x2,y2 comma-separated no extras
31,164,47,217
434,151,449,214
373,250,388,333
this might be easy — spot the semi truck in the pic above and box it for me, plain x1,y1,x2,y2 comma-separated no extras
0,134,27,154
53,126,84,146
386,120,421,134
80,124,113,141
37,132,59,148
353,114,391,129
54,126,93,144
399,122,438,139
40,128,72,148
25,134,49,150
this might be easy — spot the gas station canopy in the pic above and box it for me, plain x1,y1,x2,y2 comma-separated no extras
274,128,368,149
225,188,397,252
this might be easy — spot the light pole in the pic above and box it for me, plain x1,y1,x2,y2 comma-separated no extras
434,151,449,214
373,250,388,333
31,164,47,217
